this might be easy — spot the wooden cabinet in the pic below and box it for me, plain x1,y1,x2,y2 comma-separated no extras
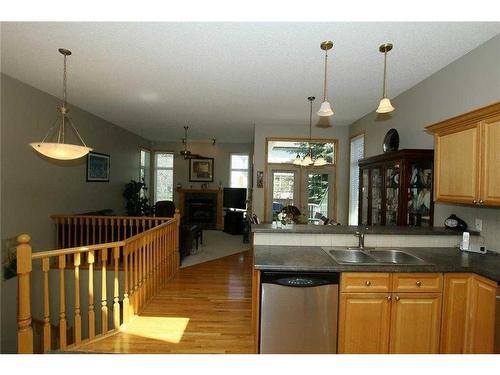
339,272,442,354
426,102,500,207
440,273,497,353
358,149,434,227
389,293,442,353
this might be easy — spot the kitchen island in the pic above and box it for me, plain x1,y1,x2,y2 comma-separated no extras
251,225,499,355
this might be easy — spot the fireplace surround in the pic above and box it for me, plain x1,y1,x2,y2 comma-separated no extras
177,189,224,230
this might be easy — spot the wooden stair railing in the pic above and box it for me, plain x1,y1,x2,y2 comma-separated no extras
16,210,180,354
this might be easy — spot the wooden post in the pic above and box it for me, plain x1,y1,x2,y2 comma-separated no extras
73,253,82,344
101,248,108,334
42,257,51,353
123,246,130,324
58,254,67,349
113,246,120,329
87,250,95,339
16,234,33,354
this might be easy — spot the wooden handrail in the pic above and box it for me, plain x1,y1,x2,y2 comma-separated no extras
16,210,181,353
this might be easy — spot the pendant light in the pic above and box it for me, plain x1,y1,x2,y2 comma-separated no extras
179,125,192,159
376,43,395,114
300,96,315,166
317,41,334,117
30,49,92,160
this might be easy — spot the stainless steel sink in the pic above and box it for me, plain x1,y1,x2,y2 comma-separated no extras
327,249,378,264
324,247,431,265
368,250,427,265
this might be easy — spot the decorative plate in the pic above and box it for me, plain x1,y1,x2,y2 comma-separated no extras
383,128,399,153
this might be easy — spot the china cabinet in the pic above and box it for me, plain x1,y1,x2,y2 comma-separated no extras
358,149,434,226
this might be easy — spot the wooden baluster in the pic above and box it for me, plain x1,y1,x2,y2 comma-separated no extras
16,234,33,354
92,218,96,245
98,218,103,244
123,246,130,324
135,219,140,237
61,218,66,248
142,218,146,235
42,257,51,353
122,218,127,240
67,217,72,249
85,218,90,245
127,219,132,238
87,250,95,339
55,217,61,248
130,247,137,316
104,218,109,243
113,246,120,329
101,248,108,334
73,253,82,344
138,239,144,311
134,242,139,313
79,217,84,246
58,254,67,349
73,217,78,247
110,218,115,242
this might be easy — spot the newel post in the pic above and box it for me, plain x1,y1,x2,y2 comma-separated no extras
16,234,34,354
173,209,180,268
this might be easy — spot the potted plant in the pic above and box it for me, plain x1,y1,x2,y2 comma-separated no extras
123,179,154,216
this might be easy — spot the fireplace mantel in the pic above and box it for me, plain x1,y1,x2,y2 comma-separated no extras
177,189,224,230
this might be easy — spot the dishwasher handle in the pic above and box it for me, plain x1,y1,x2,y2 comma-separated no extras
261,272,339,287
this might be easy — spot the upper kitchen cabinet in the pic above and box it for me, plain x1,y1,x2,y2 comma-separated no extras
358,149,434,227
426,102,500,207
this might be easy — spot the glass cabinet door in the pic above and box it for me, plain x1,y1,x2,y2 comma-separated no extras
361,169,369,225
385,164,400,226
408,161,433,226
371,168,382,225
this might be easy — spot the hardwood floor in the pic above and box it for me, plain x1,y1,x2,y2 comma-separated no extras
72,250,254,354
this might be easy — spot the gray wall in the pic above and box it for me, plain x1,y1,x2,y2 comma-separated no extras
149,140,253,207
252,122,350,224
349,34,500,251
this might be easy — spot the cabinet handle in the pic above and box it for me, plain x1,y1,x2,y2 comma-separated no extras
479,200,484,204
387,295,392,301
365,281,371,286
473,200,478,204
416,281,422,287
395,295,400,301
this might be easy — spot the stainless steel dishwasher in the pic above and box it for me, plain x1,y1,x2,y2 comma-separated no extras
259,271,339,354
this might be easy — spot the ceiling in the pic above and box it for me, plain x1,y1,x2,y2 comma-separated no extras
2,22,499,143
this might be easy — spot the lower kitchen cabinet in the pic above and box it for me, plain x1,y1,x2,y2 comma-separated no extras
338,293,391,354
440,273,497,353
389,293,442,353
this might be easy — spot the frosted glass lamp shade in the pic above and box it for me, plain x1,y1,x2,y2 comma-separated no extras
301,154,313,166
313,156,327,166
317,101,334,117
30,143,93,160
376,97,395,113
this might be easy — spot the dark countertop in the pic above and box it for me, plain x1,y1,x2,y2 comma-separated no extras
251,224,477,236
254,245,500,283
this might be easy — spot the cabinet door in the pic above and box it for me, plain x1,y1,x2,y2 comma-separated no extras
480,116,500,206
338,293,391,354
465,275,496,353
389,293,442,354
440,274,471,353
434,125,480,204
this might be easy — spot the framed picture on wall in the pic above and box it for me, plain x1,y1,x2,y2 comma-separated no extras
87,152,110,182
189,157,214,182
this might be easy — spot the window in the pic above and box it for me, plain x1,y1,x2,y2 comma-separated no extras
140,149,151,199
154,152,174,203
267,140,335,165
230,153,249,188
349,134,365,225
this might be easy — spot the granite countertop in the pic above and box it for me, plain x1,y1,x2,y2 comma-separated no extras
254,245,500,283
251,224,478,236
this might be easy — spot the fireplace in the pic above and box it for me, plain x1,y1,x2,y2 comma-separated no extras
178,189,224,230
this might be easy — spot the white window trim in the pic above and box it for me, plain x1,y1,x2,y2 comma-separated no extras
229,153,249,188
153,151,174,203
348,134,365,225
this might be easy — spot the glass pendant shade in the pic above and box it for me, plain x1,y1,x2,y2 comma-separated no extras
376,97,395,113
317,100,334,117
30,143,92,160
313,156,327,166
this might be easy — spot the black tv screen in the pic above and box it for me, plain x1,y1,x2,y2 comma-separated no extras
223,188,247,209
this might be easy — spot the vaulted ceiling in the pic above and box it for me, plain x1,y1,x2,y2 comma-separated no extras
2,22,499,142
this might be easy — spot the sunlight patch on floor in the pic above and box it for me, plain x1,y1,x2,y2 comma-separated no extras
124,316,190,344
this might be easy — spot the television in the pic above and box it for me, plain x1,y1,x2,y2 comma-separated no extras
223,188,247,209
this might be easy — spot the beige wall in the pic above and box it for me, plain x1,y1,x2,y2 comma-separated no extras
252,122,350,224
349,34,500,251
1,73,151,252
150,140,253,207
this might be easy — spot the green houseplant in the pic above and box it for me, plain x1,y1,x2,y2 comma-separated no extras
123,179,154,216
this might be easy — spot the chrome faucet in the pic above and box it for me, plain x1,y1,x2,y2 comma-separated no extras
354,231,365,249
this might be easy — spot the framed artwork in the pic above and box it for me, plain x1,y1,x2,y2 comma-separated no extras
87,152,110,182
189,157,214,182
256,171,264,188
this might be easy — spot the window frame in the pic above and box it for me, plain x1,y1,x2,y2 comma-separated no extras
348,133,365,225
229,152,250,189
153,150,175,204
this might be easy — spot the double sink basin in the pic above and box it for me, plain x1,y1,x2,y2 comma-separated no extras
324,247,431,265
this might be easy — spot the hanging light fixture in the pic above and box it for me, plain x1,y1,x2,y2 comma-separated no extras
179,125,192,159
300,96,315,166
317,41,334,117
376,43,395,114
30,49,92,160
